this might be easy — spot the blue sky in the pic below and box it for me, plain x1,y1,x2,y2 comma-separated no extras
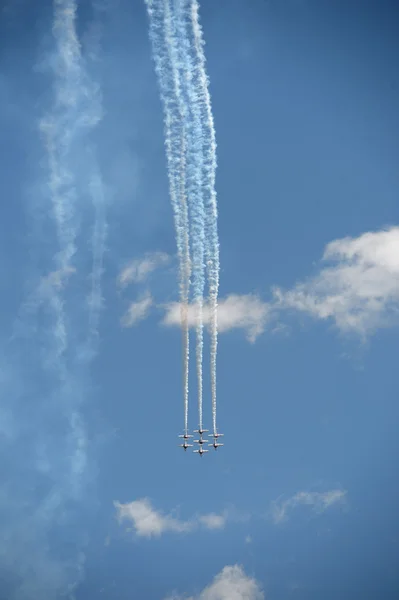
1,0,399,599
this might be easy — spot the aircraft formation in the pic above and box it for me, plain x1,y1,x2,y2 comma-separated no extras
145,0,223,454
179,429,224,456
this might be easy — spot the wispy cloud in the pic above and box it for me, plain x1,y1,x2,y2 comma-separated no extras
164,564,264,600
273,227,399,336
114,498,227,538
162,294,272,342
139,228,399,343
118,251,170,288
197,512,226,530
271,489,347,524
120,292,153,327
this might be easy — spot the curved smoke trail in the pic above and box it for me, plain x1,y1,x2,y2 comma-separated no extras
2,0,104,596
189,0,220,435
145,0,192,434
1,1,106,596
40,0,105,494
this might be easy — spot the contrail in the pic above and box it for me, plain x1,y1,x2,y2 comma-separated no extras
189,0,220,435
88,171,107,338
162,0,192,435
179,130,191,435
12,0,101,593
81,3,107,360
39,0,86,517
145,0,192,434
0,0,89,595
145,0,219,438
1,0,105,596
39,0,95,491
169,0,206,432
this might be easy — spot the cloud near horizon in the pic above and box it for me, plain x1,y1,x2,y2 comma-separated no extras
118,251,170,288
114,498,227,538
164,564,264,600
271,489,347,524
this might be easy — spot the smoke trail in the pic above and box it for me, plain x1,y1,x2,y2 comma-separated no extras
0,1,87,595
0,2,104,597
87,170,107,344
163,0,193,435
145,0,191,434
189,0,220,434
39,0,92,491
179,130,191,434
172,0,206,432
81,4,107,359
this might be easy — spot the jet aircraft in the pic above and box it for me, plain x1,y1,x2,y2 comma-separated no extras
209,440,224,450
193,438,207,446
179,441,193,451
194,428,209,436
193,446,209,456
211,432,224,439
179,433,194,440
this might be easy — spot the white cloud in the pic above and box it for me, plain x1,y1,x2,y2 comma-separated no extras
273,227,399,336
271,489,347,524
197,512,226,530
118,251,170,288
162,294,271,342
114,498,192,537
165,565,264,600
114,498,227,538
120,292,152,327
141,227,399,343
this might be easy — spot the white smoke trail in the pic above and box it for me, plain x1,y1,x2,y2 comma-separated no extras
190,0,220,435
81,4,107,359
12,0,102,594
172,0,206,432
1,1,105,597
39,0,92,493
145,0,192,435
88,171,107,339
162,0,192,435
179,130,191,434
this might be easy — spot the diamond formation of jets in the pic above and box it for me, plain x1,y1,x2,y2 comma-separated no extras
179,428,224,456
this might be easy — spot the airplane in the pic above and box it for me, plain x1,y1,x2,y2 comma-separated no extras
179,441,193,451
193,438,208,446
209,440,224,450
193,446,209,456
211,432,224,439
194,428,209,436
178,433,193,440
